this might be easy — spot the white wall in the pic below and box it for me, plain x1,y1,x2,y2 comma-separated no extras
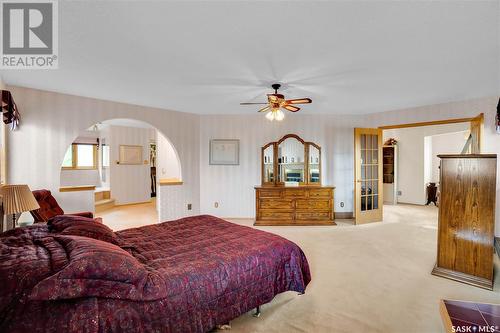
98,125,111,189
423,136,433,187
156,132,181,180
429,130,470,183
60,169,101,187
383,122,469,205
6,86,200,223
108,125,154,205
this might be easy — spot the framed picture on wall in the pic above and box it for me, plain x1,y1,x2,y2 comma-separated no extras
209,139,239,165
119,145,143,165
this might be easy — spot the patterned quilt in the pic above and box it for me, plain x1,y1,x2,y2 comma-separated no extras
0,215,311,332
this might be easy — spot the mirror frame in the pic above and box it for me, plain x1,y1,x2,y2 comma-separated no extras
261,134,322,186
261,141,276,185
308,142,321,185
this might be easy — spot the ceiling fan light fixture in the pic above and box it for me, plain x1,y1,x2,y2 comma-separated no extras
241,83,311,121
275,109,285,121
265,108,285,121
265,110,275,121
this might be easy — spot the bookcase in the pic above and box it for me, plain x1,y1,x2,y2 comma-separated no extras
383,145,397,204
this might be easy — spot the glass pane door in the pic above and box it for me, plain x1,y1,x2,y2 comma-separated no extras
360,134,379,211
355,128,383,224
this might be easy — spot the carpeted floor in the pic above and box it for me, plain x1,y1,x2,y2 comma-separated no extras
99,203,499,332
96,200,158,231
225,205,500,333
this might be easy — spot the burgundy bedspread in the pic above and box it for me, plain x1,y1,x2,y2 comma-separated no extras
0,215,310,333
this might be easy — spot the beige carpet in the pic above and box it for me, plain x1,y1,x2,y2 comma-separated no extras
225,205,500,333
99,204,500,332
96,200,158,231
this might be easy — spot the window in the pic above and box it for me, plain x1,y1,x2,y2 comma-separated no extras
62,144,97,170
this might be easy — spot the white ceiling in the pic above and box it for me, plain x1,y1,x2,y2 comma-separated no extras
2,1,499,115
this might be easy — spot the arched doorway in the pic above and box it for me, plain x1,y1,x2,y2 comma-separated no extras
58,118,182,230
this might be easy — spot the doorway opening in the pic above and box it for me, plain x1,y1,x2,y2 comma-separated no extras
382,122,470,207
354,113,483,225
58,118,182,230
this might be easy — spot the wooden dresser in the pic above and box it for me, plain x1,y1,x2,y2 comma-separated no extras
255,186,335,226
432,154,497,290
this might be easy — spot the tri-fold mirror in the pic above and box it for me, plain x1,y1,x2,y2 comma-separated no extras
261,134,322,186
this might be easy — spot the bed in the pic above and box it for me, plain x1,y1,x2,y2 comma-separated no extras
0,214,311,332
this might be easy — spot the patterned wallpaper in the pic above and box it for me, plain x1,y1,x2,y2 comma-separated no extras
7,86,200,223
6,86,500,232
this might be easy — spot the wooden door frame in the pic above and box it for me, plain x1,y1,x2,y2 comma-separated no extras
378,113,483,131
353,113,484,220
378,114,483,154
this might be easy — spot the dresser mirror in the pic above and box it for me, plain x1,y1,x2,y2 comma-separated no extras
278,136,305,184
256,135,333,226
261,134,321,186
308,144,321,183
262,144,274,184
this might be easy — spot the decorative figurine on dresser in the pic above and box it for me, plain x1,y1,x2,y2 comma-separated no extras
432,154,497,290
255,134,335,226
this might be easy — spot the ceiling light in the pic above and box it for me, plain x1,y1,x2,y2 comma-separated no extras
265,108,285,121
275,109,285,121
266,110,275,121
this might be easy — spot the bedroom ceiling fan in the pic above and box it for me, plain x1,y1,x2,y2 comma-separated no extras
240,83,312,121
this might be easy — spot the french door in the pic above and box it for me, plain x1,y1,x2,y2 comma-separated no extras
354,128,383,224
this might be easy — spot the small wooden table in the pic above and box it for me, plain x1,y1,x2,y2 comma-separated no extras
440,299,500,332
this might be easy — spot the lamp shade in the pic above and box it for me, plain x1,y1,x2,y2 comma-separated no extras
0,184,39,215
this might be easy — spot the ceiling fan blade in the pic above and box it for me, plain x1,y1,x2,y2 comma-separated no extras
240,102,269,105
283,105,300,112
285,98,312,104
258,106,271,113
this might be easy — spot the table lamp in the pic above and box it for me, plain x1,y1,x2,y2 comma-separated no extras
0,184,40,227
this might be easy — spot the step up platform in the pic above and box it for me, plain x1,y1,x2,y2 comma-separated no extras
95,198,115,213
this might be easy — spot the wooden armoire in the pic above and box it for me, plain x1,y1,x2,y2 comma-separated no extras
432,154,497,290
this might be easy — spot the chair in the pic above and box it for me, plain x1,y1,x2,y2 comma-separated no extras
30,189,94,223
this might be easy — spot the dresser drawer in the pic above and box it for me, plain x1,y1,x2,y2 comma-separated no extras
258,189,282,198
308,188,332,198
283,189,306,198
260,210,294,220
260,199,294,210
296,199,331,210
296,211,331,220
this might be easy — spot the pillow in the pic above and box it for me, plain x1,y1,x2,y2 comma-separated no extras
48,215,118,245
48,214,101,230
29,235,167,301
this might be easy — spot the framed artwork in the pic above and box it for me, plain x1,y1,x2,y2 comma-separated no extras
119,145,143,165
209,139,239,165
